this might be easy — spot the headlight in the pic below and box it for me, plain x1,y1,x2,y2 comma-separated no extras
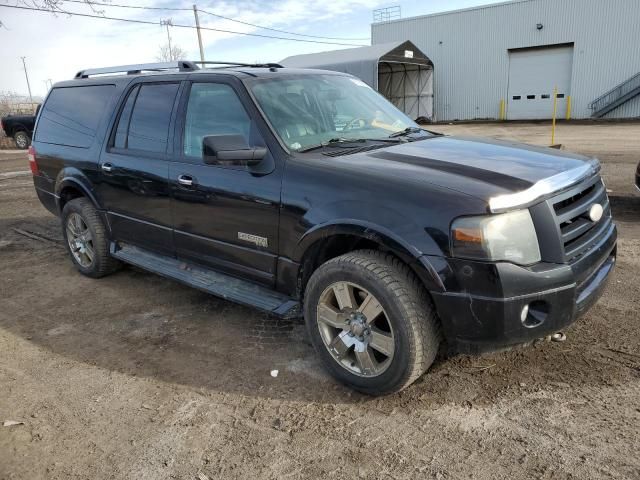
451,210,541,265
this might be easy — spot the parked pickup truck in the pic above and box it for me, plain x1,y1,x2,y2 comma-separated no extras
29,61,616,395
1,107,39,149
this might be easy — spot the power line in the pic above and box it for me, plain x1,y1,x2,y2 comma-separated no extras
196,8,370,41
0,4,368,46
61,0,370,41
63,0,191,11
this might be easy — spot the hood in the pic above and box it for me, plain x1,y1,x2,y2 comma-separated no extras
329,135,596,205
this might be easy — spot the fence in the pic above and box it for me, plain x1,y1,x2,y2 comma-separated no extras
0,102,39,118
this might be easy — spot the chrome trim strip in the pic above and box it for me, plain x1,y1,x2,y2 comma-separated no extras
489,160,600,213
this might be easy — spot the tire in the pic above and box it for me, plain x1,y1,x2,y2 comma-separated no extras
14,131,30,150
61,198,121,278
304,250,441,395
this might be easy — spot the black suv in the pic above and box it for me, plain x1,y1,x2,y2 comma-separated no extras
30,61,616,395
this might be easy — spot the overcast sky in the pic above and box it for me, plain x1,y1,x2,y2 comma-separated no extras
0,0,502,98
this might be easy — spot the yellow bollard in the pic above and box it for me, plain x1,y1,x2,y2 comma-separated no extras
499,99,505,121
551,86,558,145
565,95,572,121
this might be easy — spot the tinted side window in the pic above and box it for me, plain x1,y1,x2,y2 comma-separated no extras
36,85,115,148
113,85,139,149
183,83,251,158
119,83,179,154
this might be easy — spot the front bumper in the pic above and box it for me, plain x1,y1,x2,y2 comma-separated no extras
427,223,617,354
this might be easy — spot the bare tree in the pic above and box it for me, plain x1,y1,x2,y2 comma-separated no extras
156,44,188,62
0,90,41,118
2,2,107,25
22,1,105,15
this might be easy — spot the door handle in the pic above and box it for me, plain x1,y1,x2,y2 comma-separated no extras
101,163,113,173
177,175,195,187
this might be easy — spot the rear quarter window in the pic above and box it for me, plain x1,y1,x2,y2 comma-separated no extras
36,85,115,148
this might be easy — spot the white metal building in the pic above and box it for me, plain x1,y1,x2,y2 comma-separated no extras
371,0,640,121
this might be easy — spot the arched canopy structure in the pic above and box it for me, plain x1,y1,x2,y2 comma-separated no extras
281,40,434,121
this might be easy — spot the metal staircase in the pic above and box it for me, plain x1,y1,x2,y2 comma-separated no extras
589,72,640,118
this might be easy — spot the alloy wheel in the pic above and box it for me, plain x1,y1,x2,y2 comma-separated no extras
15,132,28,149
66,212,95,268
316,281,395,377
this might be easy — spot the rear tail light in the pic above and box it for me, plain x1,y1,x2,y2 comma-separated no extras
28,146,39,175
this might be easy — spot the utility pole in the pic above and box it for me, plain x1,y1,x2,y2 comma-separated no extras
160,19,173,60
193,5,205,63
20,56,33,105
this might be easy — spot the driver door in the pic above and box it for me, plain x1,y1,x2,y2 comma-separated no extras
169,79,282,286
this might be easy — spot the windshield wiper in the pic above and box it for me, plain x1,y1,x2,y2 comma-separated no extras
298,137,366,153
388,126,425,138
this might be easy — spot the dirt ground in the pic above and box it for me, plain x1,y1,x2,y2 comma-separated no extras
1,122,639,480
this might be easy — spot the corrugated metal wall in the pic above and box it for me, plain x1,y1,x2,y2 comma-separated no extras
371,0,640,121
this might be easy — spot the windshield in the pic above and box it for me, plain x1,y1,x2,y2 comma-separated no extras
249,74,423,152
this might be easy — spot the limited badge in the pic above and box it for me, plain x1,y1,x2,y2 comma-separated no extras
238,232,268,248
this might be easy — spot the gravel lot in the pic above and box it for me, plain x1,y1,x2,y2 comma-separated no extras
1,122,639,480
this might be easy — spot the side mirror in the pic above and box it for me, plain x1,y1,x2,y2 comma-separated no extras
202,134,267,166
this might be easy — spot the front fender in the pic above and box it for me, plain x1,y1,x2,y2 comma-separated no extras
295,220,445,293
295,219,420,261
295,198,445,257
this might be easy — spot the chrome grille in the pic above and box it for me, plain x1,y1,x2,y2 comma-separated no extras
551,175,612,262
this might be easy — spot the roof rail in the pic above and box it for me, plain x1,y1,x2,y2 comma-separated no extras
192,61,284,69
74,60,199,79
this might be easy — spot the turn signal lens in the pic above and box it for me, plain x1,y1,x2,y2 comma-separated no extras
453,227,483,244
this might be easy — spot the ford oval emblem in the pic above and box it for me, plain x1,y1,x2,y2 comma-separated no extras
588,203,604,222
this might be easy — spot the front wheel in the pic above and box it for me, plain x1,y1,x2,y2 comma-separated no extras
304,250,441,395
13,131,30,149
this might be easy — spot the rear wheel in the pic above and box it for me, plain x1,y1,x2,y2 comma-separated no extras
61,198,121,278
304,250,441,395
14,131,30,149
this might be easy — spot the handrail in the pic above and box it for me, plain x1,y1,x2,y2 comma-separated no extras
589,71,640,112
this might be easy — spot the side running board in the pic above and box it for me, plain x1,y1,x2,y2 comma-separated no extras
110,243,301,318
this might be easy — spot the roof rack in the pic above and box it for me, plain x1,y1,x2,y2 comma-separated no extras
74,61,199,79
192,61,284,69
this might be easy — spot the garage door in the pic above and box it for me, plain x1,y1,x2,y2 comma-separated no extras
507,45,573,120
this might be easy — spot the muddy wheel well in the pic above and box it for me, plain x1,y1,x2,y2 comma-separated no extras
297,234,389,298
58,186,85,212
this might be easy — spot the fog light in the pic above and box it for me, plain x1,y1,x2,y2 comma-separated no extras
521,300,549,328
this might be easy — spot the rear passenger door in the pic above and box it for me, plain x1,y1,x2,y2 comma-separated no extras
170,79,282,286
95,81,182,255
